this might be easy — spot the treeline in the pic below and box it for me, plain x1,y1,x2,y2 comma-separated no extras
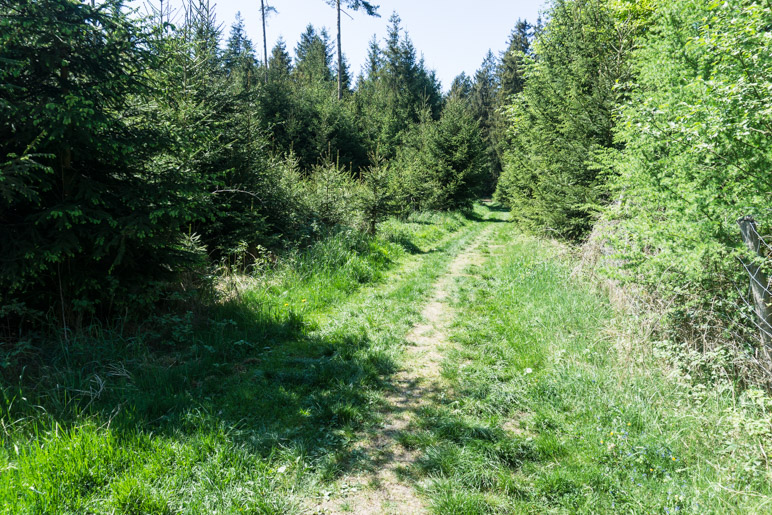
494,0,772,384
0,0,511,330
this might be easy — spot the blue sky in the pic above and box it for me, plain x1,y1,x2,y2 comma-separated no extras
143,0,547,90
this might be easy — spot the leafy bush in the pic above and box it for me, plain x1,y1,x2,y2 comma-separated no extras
599,0,772,380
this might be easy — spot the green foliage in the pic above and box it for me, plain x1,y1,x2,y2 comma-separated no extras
495,0,635,239
0,0,198,319
394,100,486,212
448,72,473,102
306,160,358,227
600,0,772,365
267,37,292,81
223,12,258,76
0,206,477,513
470,50,502,193
409,223,772,513
149,0,280,262
356,155,395,235
293,25,334,85
354,13,443,159
497,19,531,102
0,0,488,337
259,25,368,172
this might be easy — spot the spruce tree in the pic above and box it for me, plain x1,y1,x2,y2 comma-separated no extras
268,38,292,81
294,25,334,84
223,12,257,77
498,19,531,101
471,50,501,192
324,0,380,100
495,0,632,238
449,73,473,102
0,0,194,320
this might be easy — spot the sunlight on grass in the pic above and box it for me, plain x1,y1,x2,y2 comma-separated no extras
411,224,772,514
0,209,481,513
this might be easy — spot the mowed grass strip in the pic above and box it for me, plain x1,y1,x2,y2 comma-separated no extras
406,223,772,514
0,208,487,514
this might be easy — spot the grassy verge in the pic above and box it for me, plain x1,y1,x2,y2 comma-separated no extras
0,209,479,513
406,223,772,513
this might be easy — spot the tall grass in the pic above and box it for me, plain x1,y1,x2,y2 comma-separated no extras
409,224,772,513
0,209,477,513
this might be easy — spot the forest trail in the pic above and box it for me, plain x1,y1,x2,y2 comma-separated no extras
314,224,496,514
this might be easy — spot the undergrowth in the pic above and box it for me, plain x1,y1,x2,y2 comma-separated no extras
0,209,474,513
409,224,772,513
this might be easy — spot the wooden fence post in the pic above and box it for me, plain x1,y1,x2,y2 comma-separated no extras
737,215,772,347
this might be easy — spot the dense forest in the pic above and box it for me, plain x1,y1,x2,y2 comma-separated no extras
1,0,492,327
1,0,771,512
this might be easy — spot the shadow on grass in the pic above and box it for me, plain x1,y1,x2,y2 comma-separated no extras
386,233,431,254
464,211,510,223
0,282,413,485
482,203,509,213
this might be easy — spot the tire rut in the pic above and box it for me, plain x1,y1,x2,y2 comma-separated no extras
312,224,494,514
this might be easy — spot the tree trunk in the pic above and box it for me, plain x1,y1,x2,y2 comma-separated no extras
738,216,772,350
261,0,268,83
337,0,342,100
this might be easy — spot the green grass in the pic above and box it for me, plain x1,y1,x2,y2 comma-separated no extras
408,223,772,513
3,205,770,513
0,209,479,513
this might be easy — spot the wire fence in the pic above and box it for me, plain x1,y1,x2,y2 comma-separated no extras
736,217,772,368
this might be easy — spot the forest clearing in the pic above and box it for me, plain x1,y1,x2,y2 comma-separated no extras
2,0,772,512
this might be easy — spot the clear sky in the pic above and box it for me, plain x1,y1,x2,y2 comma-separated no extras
145,0,547,90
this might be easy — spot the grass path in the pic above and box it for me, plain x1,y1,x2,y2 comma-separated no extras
317,210,771,513
400,220,772,514
3,204,770,513
0,208,501,514
315,222,498,514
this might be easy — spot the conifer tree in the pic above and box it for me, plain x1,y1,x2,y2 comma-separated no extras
354,14,441,159
495,0,631,238
0,0,194,319
498,19,531,101
471,50,502,192
325,0,380,100
294,25,334,84
268,38,292,81
223,12,257,77
364,35,382,77
449,73,473,102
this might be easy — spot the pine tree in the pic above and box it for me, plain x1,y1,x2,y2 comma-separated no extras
268,38,292,81
449,73,473,102
223,12,257,77
324,0,380,100
354,13,442,159
495,0,632,238
471,50,501,192
294,25,334,84
428,98,486,209
498,19,531,101
364,35,382,77
0,0,195,320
